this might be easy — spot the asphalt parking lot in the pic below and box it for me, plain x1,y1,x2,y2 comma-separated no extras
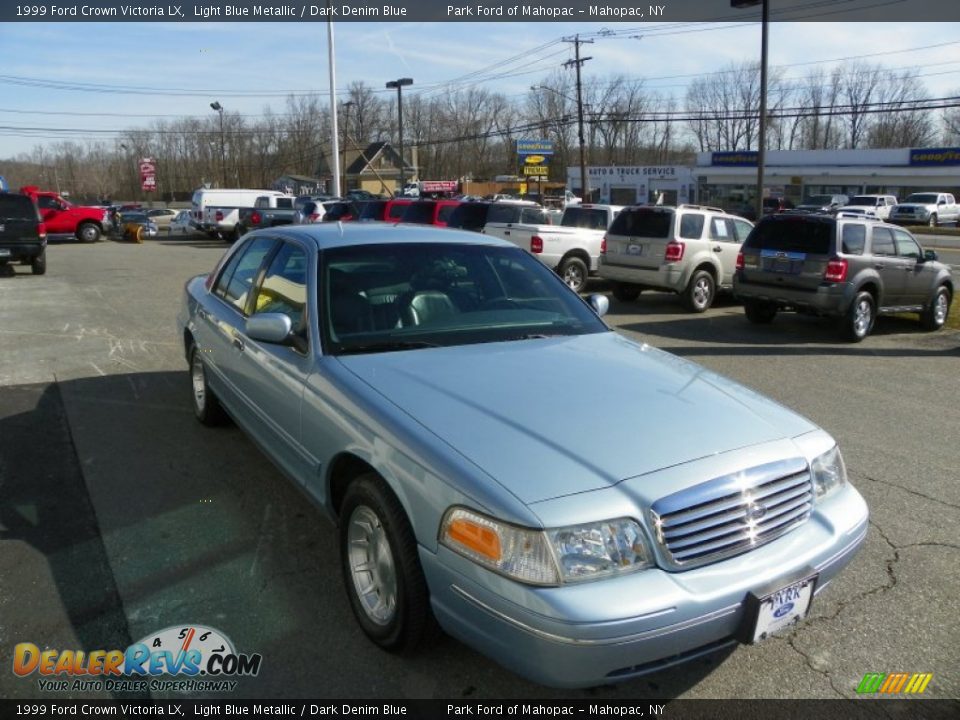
0,235,957,702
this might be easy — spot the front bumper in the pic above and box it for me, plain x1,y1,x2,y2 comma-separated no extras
421,484,868,688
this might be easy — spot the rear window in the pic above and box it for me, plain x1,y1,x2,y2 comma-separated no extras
402,202,437,224
486,204,523,224
438,204,459,223
447,203,490,231
744,217,835,254
387,202,409,220
608,208,672,238
0,194,38,219
359,201,387,220
561,207,609,230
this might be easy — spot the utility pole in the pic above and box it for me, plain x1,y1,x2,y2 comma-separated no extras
563,35,592,203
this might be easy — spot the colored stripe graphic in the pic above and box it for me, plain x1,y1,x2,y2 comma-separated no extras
857,672,932,694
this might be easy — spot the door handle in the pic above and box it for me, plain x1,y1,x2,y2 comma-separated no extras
874,264,885,270
712,246,722,253
232,337,245,352
503,230,510,236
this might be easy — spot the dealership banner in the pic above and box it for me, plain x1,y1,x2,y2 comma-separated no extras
139,157,157,192
3,1,953,22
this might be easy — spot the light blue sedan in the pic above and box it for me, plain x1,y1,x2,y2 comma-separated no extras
177,223,868,688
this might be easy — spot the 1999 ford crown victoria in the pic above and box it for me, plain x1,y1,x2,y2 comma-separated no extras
177,223,868,688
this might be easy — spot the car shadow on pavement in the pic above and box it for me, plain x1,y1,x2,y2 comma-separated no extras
153,238,233,249
0,371,735,699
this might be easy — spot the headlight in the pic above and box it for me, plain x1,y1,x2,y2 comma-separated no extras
811,445,847,498
439,507,652,586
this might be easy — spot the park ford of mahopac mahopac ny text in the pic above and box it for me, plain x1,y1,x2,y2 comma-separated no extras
443,5,665,18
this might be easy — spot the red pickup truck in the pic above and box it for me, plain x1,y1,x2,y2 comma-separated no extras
20,186,109,243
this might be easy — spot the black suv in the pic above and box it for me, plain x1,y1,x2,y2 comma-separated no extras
734,212,953,341
0,193,46,275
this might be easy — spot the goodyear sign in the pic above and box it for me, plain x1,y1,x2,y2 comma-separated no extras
712,151,758,167
909,147,960,166
517,139,554,156
523,166,550,176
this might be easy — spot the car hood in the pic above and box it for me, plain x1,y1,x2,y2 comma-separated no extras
337,332,817,504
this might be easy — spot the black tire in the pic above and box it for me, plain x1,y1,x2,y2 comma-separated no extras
31,251,47,276
77,222,101,244
235,224,247,240
920,285,951,331
557,256,588,293
612,282,642,302
928,214,937,228
340,474,434,654
189,344,228,426
682,269,716,313
843,291,875,342
744,299,777,324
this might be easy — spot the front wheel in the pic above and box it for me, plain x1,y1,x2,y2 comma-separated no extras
928,214,938,228
921,285,951,331
340,474,433,653
843,291,875,342
682,270,716,313
557,256,588,293
77,222,101,243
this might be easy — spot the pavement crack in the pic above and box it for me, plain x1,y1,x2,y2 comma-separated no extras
785,635,846,698
858,473,960,511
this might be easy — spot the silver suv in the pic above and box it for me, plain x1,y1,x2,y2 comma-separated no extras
599,204,754,312
734,212,953,341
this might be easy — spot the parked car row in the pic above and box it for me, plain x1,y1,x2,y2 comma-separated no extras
733,191,959,227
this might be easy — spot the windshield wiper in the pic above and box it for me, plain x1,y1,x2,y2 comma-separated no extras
340,340,440,355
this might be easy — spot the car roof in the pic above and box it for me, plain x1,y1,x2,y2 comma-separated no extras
263,220,517,250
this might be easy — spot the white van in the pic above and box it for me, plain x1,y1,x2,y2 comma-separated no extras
191,188,287,235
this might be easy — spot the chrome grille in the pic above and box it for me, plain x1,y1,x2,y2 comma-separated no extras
650,458,813,569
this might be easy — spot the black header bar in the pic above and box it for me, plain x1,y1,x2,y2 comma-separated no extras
2,1,958,23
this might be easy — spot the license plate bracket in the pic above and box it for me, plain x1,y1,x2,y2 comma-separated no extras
738,568,818,644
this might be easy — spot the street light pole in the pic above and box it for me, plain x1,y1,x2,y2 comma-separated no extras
342,100,355,195
327,11,341,198
210,101,226,187
563,35,593,202
731,0,769,220
386,78,413,193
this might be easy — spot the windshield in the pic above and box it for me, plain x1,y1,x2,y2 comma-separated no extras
320,242,607,355
904,193,939,204
802,195,834,205
848,196,877,205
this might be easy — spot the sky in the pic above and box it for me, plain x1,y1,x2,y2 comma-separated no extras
0,19,959,160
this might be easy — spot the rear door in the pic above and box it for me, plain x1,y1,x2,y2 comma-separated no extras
603,207,675,271
868,226,909,306
739,215,835,292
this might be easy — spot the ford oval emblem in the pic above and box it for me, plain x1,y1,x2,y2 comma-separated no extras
773,602,795,619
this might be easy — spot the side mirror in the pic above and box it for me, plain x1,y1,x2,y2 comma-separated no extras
587,293,609,317
246,313,293,344
923,249,938,262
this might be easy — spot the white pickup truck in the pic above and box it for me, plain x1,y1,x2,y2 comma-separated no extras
483,204,623,292
888,192,959,227
203,190,292,241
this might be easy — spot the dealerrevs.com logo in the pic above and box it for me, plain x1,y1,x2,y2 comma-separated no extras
13,625,262,693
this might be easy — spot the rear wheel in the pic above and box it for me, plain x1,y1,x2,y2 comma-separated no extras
189,344,227,426
844,291,875,342
78,222,101,243
557,256,588,293
920,285,951,331
31,251,47,275
744,299,777,324
612,282,642,302
340,474,434,653
682,269,715,313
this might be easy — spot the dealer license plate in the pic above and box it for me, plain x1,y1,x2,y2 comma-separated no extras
0,248,10,257
750,575,816,642
626,243,643,256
